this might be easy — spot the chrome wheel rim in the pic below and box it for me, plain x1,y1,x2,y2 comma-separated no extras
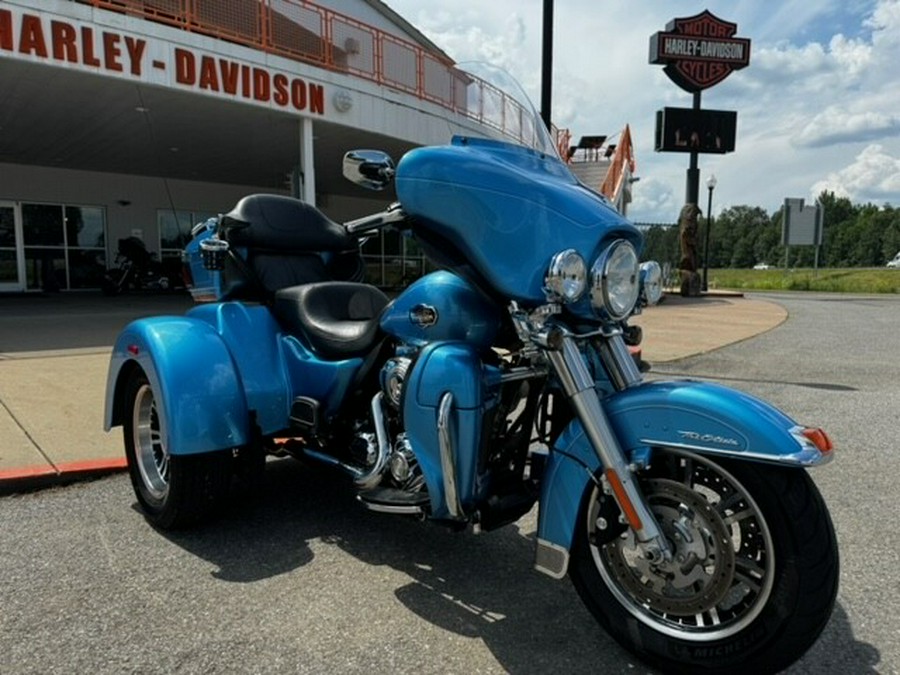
132,383,169,501
590,449,775,641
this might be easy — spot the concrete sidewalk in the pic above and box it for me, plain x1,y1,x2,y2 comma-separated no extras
0,291,787,494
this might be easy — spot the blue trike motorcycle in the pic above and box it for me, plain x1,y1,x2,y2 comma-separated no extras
104,70,837,674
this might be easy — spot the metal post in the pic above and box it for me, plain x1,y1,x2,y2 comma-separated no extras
299,117,316,205
685,91,701,205
540,0,554,131
703,175,715,292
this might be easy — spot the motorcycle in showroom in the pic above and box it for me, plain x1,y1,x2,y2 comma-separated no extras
104,66,838,674
101,235,176,295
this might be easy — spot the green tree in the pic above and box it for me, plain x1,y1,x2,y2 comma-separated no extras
818,192,858,267
637,193,899,269
710,206,772,268
641,225,679,267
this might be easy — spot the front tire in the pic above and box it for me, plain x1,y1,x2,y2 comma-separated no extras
570,448,838,674
123,370,231,529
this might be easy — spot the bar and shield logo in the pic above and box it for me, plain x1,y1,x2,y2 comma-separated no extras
649,10,751,92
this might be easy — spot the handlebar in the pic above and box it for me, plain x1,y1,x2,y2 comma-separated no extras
344,202,407,235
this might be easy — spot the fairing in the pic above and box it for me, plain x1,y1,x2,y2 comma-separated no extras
395,136,641,306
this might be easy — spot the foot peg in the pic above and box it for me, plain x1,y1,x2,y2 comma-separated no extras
290,396,319,433
358,486,429,515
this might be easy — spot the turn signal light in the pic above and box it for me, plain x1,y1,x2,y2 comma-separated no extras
802,427,833,453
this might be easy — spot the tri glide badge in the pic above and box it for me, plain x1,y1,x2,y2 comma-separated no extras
409,304,438,328
678,430,740,447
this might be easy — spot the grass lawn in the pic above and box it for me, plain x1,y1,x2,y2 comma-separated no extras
706,268,900,294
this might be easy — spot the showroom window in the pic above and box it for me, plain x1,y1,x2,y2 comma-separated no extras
157,209,216,281
158,209,215,257
22,203,106,290
361,229,430,289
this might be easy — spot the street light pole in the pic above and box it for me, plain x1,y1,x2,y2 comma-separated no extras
703,174,717,292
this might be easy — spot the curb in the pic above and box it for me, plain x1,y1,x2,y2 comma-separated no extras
0,458,127,496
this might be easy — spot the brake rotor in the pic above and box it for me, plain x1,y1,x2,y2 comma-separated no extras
600,478,736,615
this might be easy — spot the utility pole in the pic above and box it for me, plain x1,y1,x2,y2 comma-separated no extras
540,0,553,131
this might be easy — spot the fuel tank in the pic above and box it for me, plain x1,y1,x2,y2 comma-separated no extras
380,271,501,349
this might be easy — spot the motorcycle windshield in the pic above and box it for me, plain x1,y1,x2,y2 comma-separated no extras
395,65,641,306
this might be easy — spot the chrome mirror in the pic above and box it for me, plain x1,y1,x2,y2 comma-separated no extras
343,150,395,191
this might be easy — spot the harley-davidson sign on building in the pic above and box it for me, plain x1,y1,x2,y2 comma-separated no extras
649,10,750,92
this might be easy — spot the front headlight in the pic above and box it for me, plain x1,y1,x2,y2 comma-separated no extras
545,249,587,303
590,240,640,320
640,261,663,306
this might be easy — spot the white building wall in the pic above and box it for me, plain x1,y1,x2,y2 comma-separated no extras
0,162,282,254
308,0,415,37
0,0,492,290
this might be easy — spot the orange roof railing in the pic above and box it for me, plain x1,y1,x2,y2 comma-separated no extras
599,124,636,203
74,0,539,147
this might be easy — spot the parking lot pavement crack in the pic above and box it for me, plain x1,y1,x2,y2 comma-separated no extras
0,394,59,473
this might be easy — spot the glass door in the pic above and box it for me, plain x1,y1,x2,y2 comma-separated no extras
0,201,25,292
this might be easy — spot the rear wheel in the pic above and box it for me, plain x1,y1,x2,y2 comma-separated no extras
123,370,231,529
569,448,838,674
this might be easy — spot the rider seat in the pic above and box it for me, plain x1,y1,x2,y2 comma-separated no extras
273,282,390,359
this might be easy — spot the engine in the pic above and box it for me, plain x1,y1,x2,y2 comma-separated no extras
375,355,426,492
380,356,412,410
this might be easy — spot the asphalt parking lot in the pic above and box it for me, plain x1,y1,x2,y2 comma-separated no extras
1,290,898,674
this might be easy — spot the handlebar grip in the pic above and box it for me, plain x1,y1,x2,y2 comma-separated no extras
344,204,406,235
345,216,385,235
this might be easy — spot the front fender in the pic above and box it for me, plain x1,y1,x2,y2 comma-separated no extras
535,379,831,575
104,316,250,455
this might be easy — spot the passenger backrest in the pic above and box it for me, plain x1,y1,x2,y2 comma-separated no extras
218,194,363,298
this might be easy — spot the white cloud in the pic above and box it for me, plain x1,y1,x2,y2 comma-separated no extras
382,0,900,222
868,0,900,48
793,109,900,148
629,178,679,224
828,33,873,74
811,144,900,201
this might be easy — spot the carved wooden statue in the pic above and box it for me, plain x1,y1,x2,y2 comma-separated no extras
678,203,702,297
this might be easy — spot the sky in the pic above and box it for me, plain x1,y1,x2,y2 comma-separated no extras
382,0,900,223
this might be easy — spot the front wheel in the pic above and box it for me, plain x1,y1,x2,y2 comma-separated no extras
570,448,838,674
123,370,231,529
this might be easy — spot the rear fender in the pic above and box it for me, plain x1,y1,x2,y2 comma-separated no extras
535,379,832,576
190,301,366,421
104,316,251,455
187,303,291,430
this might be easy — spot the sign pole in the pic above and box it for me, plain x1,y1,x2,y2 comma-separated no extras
686,90,701,205
649,10,750,297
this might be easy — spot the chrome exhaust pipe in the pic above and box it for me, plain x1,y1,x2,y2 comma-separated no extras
354,392,390,489
300,392,390,490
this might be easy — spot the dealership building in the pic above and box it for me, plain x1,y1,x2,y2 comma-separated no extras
0,0,633,292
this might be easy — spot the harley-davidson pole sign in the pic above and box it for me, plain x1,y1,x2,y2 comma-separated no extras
649,10,750,92
649,10,751,297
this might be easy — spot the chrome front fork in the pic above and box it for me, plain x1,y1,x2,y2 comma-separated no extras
545,333,671,563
